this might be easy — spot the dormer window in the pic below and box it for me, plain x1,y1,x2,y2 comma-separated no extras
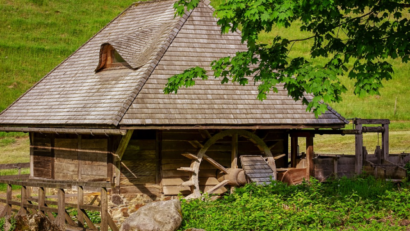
96,44,129,71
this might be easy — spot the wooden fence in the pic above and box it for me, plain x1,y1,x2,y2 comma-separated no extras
0,178,118,231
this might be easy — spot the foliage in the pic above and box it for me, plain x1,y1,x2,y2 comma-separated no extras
0,217,16,231
166,0,410,117
179,176,410,230
405,162,410,178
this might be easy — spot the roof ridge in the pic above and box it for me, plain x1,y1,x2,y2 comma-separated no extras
116,5,194,126
0,3,136,121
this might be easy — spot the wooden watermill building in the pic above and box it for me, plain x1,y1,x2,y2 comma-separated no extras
1,0,404,201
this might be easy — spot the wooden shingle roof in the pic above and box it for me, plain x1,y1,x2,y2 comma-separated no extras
0,0,348,128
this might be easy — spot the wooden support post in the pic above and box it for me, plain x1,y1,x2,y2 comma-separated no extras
306,136,314,179
114,130,133,193
100,187,108,231
38,187,45,215
19,186,28,215
355,124,363,175
382,124,389,160
231,133,238,169
6,184,12,216
363,146,368,162
375,146,381,165
156,131,162,185
30,133,34,178
333,157,338,178
291,136,298,168
77,186,84,228
56,189,65,229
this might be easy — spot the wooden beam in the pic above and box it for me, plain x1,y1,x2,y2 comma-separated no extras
77,186,84,228
354,119,390,125
206,180,229,194
231,133,238,169
56,189,65,229
181,153,199,161
114,130,133,191
382,124,389,160
0,127,127,135
306,136,314,179
362,126,385,133
203,155,228,174
120,124,346,130
355,124,363,174
115,130,133,160
156,131,162,185
100,187,108,231
30,133,34,178
291,136,298,168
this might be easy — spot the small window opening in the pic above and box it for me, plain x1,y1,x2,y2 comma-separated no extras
96,44,128,71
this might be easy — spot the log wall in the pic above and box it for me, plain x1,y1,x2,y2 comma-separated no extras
30,133,121,182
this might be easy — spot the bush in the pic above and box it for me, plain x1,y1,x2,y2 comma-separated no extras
179,176,410,230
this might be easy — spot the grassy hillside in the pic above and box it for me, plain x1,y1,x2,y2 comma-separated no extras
0,0,409,120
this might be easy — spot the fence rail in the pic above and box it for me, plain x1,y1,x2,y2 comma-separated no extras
0,163,30,170
0,178,118,231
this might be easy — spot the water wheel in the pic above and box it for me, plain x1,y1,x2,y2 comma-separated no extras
177,130,278,199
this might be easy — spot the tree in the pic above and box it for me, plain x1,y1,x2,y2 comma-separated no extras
164,0,410,116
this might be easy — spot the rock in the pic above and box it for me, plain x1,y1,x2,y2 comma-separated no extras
14,212,62,231
112,194,124,205
120,199,182,231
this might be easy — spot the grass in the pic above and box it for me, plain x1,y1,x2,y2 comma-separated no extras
0,137,30,164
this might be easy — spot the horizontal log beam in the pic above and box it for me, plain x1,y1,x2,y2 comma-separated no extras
291,130,360,136
0,127,127,136
79,204,100,212
120,124,346,130
0,163,30,170
354,119,390,125
362,126,385,133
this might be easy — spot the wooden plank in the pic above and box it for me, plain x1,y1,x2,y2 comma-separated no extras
6,184,12,216
177,167,195,173
354,119,390,125
56,189,65,229
231,133,238,169
306,136,314,179
100,188,108,231
115,130,134,188
382,124,389,160
79,204,100,212
203,155,228,173
81,209,98,230
108,215,119,231
0,163,30,170
156,131,162,185
355,124,363,174
181,153,199,161
77,186,84,228
291,136,298,168
206,180,229,194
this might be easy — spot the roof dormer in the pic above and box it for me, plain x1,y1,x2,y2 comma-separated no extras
95,44,129,71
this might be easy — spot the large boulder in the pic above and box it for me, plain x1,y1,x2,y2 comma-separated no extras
120,199,182,231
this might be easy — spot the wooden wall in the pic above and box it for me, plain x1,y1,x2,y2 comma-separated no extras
30,133,121,181
31,133,54,179
119,130,161,197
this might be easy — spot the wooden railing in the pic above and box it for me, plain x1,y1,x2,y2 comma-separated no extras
0,178,118,231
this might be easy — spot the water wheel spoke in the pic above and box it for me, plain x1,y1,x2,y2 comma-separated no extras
182,153,200,161
203,155,228,174
206,180,229,194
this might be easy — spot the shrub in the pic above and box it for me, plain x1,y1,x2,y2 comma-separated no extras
179,176,410,230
